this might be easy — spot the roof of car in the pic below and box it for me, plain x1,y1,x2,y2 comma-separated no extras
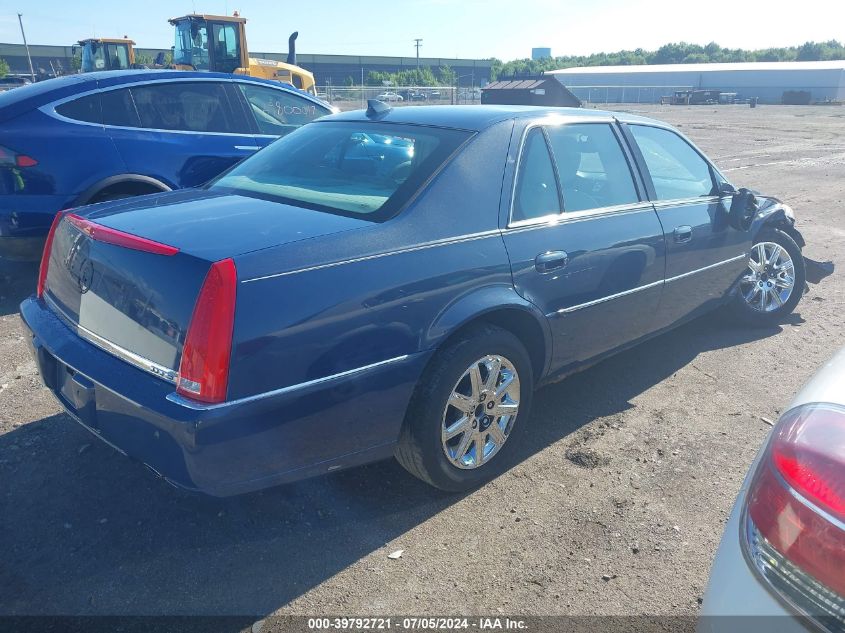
325,105,659,131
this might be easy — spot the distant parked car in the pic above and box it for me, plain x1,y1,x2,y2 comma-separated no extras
22,105,806,496
408,91,427,101
377,91,404,102
429,90,442,99
0,76,32,93
0,70,333,260
699,347,845,633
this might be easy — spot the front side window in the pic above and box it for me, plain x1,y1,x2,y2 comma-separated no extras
81,42,106,72
629,125,716,200
210,122,472,220
512,128,560,222
129,82,235,133
239,84,330,136
546,123,639,212
173,20,209,70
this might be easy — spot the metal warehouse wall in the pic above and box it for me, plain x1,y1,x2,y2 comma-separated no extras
0,43,493,87
549,62,845,104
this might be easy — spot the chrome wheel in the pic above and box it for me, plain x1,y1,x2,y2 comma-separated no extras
739,241,796,313
441,355,521,470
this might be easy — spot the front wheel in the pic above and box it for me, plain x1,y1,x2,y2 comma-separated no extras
732,228,805,326
395,324,533,491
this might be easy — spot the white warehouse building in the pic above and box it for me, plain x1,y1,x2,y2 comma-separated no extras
547,61,845,105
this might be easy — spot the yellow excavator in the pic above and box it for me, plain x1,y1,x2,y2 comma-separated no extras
168,13,316,94
76,37,136,72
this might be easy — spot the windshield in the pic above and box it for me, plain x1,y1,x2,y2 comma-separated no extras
209,121,472,221
173,19,209,70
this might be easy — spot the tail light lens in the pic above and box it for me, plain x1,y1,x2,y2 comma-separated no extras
176,258,237,404
743,405,845,625
65,214,179,256
0,144,38,168
37,211,66,298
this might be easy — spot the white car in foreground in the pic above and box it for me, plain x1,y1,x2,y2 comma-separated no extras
699,347,845,633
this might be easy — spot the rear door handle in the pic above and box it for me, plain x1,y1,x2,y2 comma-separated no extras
674,226,693,243
535,250,569,273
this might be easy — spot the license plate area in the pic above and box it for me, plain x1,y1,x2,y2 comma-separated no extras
58,364,97,428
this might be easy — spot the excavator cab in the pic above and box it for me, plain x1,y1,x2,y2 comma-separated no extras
169,13,316,94
77,38,136,73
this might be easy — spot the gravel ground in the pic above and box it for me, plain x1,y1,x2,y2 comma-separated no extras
0,105,842,621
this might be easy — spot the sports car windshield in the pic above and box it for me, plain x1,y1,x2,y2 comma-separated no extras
210,121,472,220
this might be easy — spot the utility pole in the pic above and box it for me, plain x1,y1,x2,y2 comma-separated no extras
18,14,36,82
414,38,423,73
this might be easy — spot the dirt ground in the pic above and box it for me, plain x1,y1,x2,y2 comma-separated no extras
0,105,842,621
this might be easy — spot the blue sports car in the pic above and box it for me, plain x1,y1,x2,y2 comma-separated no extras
0,70,333,260
20,104,806,495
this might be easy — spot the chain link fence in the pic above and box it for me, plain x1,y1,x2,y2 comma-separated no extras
317,86,482,111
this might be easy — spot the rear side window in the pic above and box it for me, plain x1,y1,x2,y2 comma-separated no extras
629,125,716,200
55,93,102,123
238,84,330,136
101,88,141,127
512,128,561,222
546,123,639,212
129,82,237,133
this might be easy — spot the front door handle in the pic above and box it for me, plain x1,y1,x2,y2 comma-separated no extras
535,250,569,273
674,226,693,243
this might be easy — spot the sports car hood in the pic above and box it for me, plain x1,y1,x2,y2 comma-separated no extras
79,188,372,260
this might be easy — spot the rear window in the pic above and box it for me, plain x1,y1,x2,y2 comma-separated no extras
209,121,472,220
55,93,102,123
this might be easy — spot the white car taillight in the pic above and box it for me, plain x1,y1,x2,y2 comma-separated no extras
742,404,845,630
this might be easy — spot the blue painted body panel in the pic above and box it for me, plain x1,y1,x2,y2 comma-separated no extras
19,105,805,494
0,70,332,258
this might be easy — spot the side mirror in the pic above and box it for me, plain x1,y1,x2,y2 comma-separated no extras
728,187,758,231
718,181,736,197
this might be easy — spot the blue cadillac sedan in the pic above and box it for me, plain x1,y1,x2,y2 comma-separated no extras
0,70,333,260
20,104,806,495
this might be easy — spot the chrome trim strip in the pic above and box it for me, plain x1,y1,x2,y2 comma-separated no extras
549,253,747,316
234,145,260,151
652,196,720,209
166,354,411,410
241,229,502,283
664,253,747,284
506,202,654,232
45,295,178,383
551,278,664,316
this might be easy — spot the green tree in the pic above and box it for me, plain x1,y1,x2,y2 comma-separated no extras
439,65,456,86
0,57,9,78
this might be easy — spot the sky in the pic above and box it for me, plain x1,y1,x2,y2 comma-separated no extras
1,0,844,61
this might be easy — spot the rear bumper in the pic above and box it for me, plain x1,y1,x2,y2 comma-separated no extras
20,296,428,496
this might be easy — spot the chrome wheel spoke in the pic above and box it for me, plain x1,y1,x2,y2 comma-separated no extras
766,244,782,267
444,416,470,441
452,430,473,462
488,421,507,446
494,374,515,400
468,364,482,400
768,287,784,308
493,402,519,417
448,392,474,414
484,356,502,391
474,434,486,466
775,274,794,289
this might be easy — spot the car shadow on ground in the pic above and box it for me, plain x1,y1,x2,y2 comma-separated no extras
0,260,38,318
0,306,795,620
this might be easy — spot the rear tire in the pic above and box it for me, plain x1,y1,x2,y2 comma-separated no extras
395,324,533,492
731,228,805,326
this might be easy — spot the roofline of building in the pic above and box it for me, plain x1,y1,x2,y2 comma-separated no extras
548,60,845,74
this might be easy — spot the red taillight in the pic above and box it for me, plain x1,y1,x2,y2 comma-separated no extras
37,211,66,298
0,144,37,168
746,405,845,598
176,258,237,404
65,214,179,256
